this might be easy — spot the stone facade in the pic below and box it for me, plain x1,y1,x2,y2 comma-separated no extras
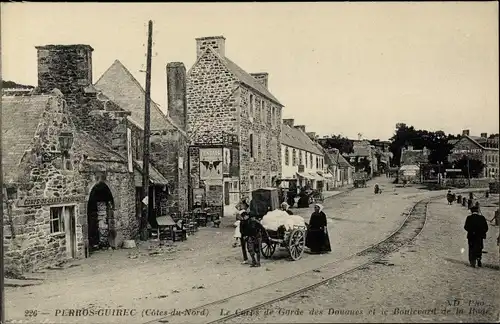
186,36,283,206
449,136,499,178
2,44,145,275
2,91,137,275
95,59,190,216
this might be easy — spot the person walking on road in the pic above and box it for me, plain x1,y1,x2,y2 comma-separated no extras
244,214,266,267
464,206,489,268
236,210,249,264
446,190,455,205
306,204,332,254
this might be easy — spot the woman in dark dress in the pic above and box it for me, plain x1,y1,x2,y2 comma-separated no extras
306,204,332,254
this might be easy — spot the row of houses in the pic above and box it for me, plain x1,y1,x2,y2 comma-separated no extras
1,36,357,274
398,130,499,182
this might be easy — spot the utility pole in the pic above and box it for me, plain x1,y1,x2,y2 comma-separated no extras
467,156,471,187
140,20,153,241
0,34,5,322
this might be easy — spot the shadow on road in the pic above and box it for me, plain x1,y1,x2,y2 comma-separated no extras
329,217,376,224
443,257,499,271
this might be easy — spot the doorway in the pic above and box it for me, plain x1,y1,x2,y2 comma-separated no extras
87,182,115,253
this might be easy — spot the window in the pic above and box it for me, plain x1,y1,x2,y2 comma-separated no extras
249,94,255,118
262,176,266,187
135,137,141,160
50,205,75,234
249,133,254,158
262,101,267,123
299,151,303,166
285,147,290,166
292,149,297,166
261,136,266,161
271,107,276,127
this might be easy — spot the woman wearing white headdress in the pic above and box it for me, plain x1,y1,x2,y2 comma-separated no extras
281,202,293,215
306,203,331,254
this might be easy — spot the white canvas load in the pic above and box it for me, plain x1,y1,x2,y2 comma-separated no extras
261,210,306,231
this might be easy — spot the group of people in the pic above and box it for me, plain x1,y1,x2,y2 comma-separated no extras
233,198,332,267
452,190,500,268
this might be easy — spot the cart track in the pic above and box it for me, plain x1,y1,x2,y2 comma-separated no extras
144,196,435,324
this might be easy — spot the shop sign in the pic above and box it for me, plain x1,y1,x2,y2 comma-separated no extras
17,195,86,207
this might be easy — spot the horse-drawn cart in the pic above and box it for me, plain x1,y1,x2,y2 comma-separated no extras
353,172,368,188
261,224,307,261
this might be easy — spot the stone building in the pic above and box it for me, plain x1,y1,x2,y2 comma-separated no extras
94,60,189,218
1,44,178,275
185,36,284,213
449,130,499,178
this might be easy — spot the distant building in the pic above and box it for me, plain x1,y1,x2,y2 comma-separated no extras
399,145,429,183
280,119,327,190
185,36,284,212
448,129,499,178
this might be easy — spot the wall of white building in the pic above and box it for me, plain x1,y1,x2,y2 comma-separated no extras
281,144,325,189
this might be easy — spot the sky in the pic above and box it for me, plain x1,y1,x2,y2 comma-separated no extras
2,2,498,141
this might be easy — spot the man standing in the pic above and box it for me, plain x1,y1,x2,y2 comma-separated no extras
245,215,266,267
464,206,489,268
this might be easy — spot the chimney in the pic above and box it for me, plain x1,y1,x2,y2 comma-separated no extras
196,36,225,59
36,44,94,95
306,132,316,140
462,129,470,136
283,119,294,127
481,132,487,138
167,62,187,130
250,73,269,89
294,125,306,133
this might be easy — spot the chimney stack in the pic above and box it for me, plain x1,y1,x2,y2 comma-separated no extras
36,44,94,95
250,73,269,89
294,125,306,133
481,132,488,138
462,129,470,136
283,119,294,127
167,62,187,130
196,36,225,59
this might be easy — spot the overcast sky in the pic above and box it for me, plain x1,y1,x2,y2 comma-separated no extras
2,2,498,141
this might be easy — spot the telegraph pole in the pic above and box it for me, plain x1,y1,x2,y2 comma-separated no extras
1,23,5,321
140,20,153,241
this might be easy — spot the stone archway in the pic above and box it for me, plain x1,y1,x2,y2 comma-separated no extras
87,181,115,253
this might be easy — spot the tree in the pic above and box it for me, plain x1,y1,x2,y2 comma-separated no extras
454,156,485,178
318,135,353,155
389,123,459,166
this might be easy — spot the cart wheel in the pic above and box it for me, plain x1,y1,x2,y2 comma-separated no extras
261,240,276,259
288,229,306,261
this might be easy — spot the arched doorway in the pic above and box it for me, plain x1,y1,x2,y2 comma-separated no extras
87,182,115,253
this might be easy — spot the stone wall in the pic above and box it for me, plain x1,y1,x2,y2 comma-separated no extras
186,49,239,143
37,45,93,95
150,130,189,215
3,92,137,275
238,85,282,198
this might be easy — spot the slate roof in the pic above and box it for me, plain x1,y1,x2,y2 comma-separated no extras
400,149,428,165
345,145,371,157
324,149,353,168
95,60,185,133
74,132,125,162
222,57,282,106
281,124,323,155
134,160,169,185
2,95,49,182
